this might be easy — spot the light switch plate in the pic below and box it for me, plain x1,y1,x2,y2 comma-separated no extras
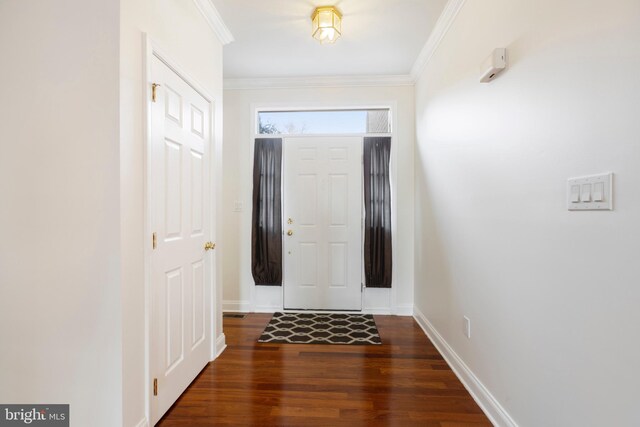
567,173,613,211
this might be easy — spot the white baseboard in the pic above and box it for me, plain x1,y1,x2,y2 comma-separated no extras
393,304,414,316
134,417,149,427
249,306,413,315
222,300,251,312
362,307,391,315
254,305,282,313
362,304,413,316
413,306,518,427
235,305,412,315
215,333,227,358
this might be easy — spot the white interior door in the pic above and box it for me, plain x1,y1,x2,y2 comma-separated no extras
149,56,213,424
283,136,363,311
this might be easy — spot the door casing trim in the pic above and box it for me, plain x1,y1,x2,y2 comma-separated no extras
248,102,399,314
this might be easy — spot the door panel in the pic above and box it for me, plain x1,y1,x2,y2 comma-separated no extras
164,139,183,239
166,267,184,372
283,137,362,311
299,243,318,287
329,174,348,225
150,56,213,424
329,243,347,288
190,150,204,236
191,260,205,349
298,175,318,225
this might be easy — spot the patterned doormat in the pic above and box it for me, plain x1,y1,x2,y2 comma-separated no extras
258,312,382,345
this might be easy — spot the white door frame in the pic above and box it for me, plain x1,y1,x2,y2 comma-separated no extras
142,34,222,424
248,102,399,314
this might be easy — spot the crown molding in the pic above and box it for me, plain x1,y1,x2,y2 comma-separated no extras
224,74,415,90
410,0,466,81
221,0,464,89
192,0,234,45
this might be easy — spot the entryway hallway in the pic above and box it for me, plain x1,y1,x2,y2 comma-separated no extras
157,314,490,426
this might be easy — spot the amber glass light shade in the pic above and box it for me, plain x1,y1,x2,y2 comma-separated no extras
311,6,342,44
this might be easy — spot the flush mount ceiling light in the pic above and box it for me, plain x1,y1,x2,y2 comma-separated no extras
311,6,342,44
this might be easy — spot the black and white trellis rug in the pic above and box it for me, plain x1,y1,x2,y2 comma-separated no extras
258,312,382,345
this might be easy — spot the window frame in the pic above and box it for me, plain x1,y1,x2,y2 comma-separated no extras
254,106,393,137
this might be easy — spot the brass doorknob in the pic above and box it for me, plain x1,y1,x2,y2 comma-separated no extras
204,242,216,251
286,230,293,236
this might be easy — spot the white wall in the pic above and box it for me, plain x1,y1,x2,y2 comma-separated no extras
223,85,415,314
0,1,122,426
120,1,224,426
414,0,640,426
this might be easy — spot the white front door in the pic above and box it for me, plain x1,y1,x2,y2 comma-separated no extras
283,136,363,311
149,55,213,424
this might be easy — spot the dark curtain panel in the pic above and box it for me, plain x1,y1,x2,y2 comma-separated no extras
363,137,392,288
251,138,283,286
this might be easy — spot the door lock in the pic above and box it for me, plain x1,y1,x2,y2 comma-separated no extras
286,230,293,236
204,242,216,251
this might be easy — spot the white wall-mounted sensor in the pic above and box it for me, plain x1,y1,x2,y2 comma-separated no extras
480,48,507,83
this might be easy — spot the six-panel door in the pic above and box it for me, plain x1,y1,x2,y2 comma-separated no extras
150,55,213,424
283,137,363,311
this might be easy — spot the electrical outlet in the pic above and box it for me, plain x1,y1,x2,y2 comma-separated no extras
463,316,471,339
233,201,243,212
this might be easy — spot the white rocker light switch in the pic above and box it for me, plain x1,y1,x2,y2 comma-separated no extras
567,173,613,211
570,185,581,203
581,184,591,202
592,182,604,202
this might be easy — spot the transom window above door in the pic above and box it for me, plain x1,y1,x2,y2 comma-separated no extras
257,109,391,135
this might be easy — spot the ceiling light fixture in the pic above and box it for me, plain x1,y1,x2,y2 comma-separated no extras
311,6,342,44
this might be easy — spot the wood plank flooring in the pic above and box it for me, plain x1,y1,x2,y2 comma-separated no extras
157,314,491,426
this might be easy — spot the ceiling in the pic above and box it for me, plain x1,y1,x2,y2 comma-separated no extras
211,0,448,79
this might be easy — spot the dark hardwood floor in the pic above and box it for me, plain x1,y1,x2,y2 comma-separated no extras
157,313,491,426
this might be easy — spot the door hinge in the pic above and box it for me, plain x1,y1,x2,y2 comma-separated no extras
153,378,158,396
152,232,157,249
361,283,365,292
151,83,161,102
